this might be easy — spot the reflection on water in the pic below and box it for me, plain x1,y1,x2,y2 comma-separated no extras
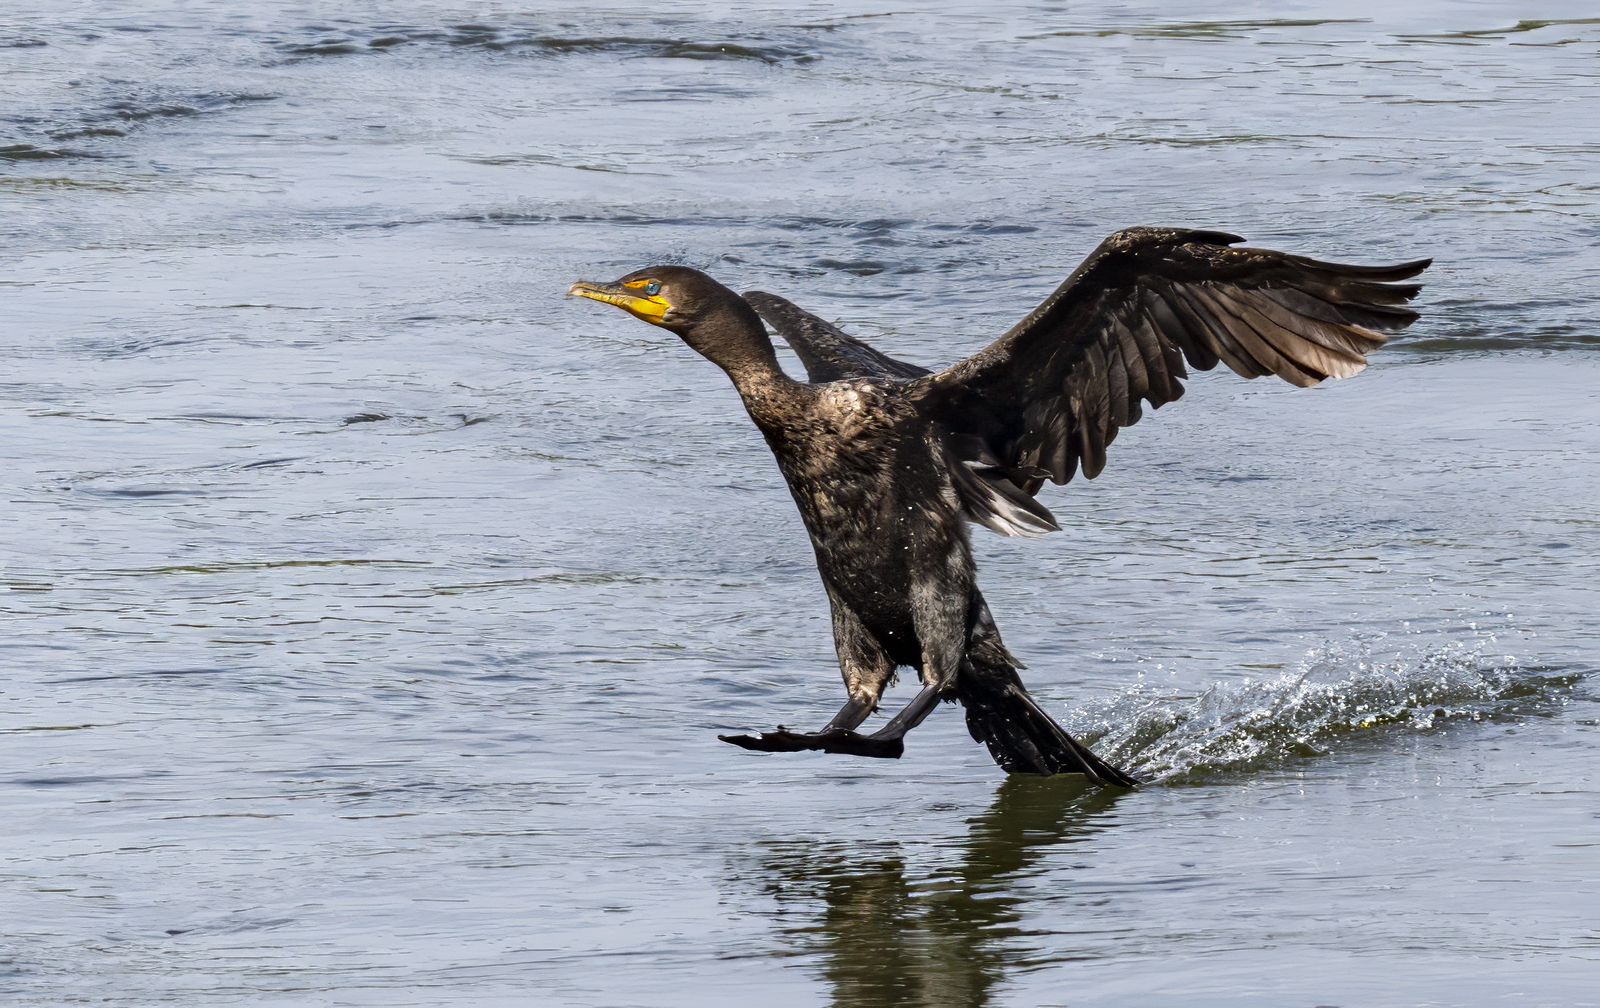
758,777,1122,1008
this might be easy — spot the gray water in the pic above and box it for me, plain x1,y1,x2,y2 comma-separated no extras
4,2,1598,1005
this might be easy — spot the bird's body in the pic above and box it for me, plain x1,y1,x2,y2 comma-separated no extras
570,227,1429,786
750,378,945,662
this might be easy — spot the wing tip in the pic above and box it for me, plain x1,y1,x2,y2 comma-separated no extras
1285,254,1434,282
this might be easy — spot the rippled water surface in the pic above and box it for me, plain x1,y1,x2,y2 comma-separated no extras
4,2,1599,1005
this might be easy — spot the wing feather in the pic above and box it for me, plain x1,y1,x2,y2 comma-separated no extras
1141,288,1216,372
1189,284,1331,385
1114,315,1151,403
1210,286,1368,379
1251,288,1386,357
1106,331,1131,428
913,227,1429,534
1156,281,1272,378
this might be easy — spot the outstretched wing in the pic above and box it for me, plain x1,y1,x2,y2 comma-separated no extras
914,226,1430,535
743,290,930,383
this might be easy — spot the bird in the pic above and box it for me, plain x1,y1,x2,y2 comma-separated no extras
568,226,1429,786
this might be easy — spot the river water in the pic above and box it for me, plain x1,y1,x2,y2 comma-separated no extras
4,2,1598,1005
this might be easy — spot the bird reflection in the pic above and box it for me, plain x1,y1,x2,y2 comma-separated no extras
755,776,1126,1008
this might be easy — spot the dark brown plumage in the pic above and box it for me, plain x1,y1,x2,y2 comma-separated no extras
569,227,1429,786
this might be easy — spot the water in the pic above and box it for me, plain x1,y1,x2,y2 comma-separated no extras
4,2,1598,1005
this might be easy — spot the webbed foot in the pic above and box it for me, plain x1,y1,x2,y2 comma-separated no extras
718,726,904,759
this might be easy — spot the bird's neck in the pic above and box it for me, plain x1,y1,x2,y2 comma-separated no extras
685,300,797,393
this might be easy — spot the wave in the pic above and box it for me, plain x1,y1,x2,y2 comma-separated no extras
1065,637,1584,784
276,25,816,64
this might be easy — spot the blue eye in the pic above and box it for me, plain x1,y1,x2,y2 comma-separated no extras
643,280,661,296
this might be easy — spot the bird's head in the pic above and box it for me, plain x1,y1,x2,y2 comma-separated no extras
567,265,731,334
568,266,775,374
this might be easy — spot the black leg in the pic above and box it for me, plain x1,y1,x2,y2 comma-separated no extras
864,684,941,741
822,695,874,732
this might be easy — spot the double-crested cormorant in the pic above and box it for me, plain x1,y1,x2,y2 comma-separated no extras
569,227,1428,786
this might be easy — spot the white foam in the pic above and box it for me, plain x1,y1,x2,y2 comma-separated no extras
1064,636,1568,783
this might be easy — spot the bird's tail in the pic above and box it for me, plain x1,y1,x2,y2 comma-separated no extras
955,595,1139,787
956,662,1138,786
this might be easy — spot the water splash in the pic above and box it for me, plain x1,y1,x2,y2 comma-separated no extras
1068,638,1582,784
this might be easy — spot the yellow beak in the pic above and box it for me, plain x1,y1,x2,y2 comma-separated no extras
568,280,670,325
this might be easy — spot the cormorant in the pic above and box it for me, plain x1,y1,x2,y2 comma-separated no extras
569,227,1428,786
